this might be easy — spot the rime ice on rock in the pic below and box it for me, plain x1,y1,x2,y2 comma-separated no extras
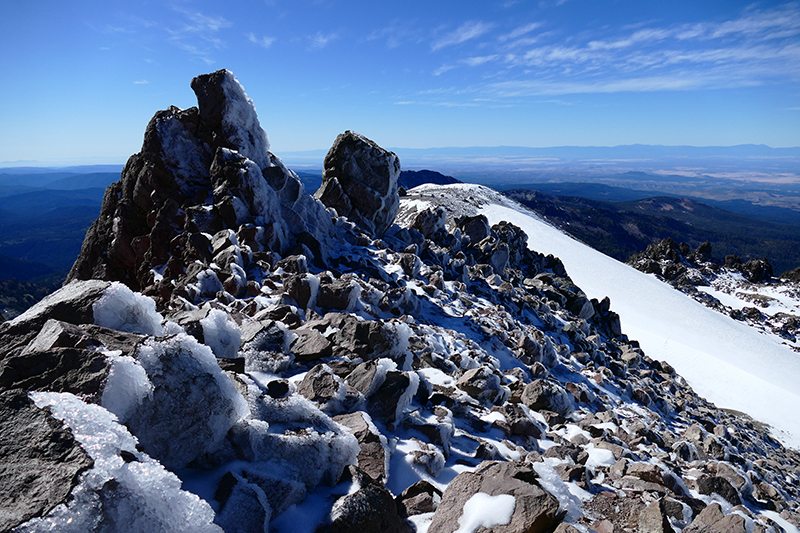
67,69,332,300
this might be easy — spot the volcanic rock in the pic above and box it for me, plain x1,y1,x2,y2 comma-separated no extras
0,389,94,531
428,461,563,533
316,130,401,237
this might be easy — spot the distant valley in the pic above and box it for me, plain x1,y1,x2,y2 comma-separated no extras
2,160,800,316
505,188,800,275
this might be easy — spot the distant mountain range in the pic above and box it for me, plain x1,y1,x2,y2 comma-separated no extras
505,188,800,274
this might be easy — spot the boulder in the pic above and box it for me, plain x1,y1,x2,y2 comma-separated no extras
410,207,447,239
316,130,401,237
456,366,506,404
333,411,388,483
520,379,574,417
297,364,349,413
683,502,748,533
695,475,741,506
428,461,562,533
456,215,491,244
0,389,94,532
317,466,412,533
0,280,110,358
397,480,443,517
122,334,248,470
214,472,271,533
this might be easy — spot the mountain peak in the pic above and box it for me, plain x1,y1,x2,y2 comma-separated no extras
3,71,799,533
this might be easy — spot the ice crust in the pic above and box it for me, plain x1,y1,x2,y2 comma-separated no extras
200,308,243,359
93,282,164,336
236,393,360,489
218,71,271,170
26,392,223,533
124,334,249,469
101,351,153,423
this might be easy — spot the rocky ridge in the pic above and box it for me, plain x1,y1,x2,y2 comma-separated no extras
1,70,799,533
627,238,800,352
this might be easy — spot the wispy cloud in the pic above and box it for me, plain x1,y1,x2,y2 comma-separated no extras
462,55,498,67
364,21,426,49
247,32,276,48
500,22,543,42
432,21,494,51
134,79,148,85
433,65,456,76
107,8,232,64
411,2,800,106
309,31,338,50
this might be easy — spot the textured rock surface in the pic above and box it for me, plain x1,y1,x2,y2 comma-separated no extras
0,389,93,531
316,130,401,237
66,69,332,304
428,461,562,533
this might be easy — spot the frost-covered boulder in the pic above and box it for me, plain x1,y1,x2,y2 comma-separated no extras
317,466,412,533
232,393,359,490
316,130,401,237
0,390,93,532
105,334,249,469
428,461,563,533
521,379,575,418
21,392,223,533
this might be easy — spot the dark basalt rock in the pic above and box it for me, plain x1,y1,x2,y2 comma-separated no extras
316,466,412,533
316,130,401,237
0,389,94,532
66,69,331,305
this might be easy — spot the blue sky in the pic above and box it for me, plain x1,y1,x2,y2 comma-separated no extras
1,0,798,165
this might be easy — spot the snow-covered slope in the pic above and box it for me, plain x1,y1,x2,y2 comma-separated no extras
406,183,800,449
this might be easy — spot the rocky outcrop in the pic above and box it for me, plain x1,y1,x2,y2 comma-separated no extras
627,238,799,350
66,69,332,303
0,389,93,532
4,72,800,533
315,130,401,237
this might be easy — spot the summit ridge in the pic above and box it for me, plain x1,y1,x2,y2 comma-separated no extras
1,70,799,533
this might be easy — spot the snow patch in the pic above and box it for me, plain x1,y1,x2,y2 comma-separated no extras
93,282,164,336
454,493,516,533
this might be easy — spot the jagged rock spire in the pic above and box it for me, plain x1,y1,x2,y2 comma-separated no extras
67,69,332,297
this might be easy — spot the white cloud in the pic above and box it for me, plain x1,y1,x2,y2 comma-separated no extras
463,55,498,67
432,21,494,51
309,31,338,50
433,65,456,76
134,80,148,85
247,32,276,48
499,22,543,42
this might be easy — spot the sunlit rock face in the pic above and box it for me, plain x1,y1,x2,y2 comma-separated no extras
67,69,332,302
316,130,401,238
3,70,800,533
